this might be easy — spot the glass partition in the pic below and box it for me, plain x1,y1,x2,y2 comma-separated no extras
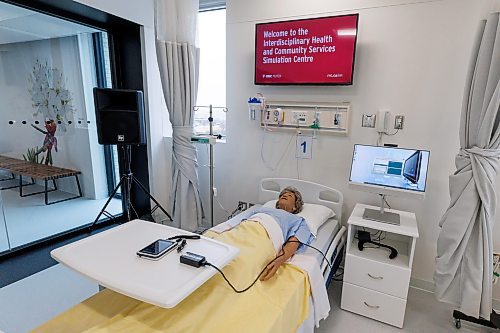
0,190,9,252
0,2,122,251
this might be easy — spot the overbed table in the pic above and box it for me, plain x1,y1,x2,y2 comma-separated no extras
51,220,240,308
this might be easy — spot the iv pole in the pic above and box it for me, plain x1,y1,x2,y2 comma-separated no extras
192,105,227,228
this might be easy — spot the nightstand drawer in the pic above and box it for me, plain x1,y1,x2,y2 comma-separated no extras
344,253,411,298
341,282,406,328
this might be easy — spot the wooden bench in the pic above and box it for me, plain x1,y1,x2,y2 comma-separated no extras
0,155,82,205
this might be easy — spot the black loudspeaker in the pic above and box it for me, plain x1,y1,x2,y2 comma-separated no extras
93,88,146,145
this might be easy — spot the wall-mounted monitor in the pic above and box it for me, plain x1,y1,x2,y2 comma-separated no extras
255,14,359,85
349,144,430,225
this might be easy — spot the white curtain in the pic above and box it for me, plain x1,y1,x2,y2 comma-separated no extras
434,12,500,320
155,0,203,231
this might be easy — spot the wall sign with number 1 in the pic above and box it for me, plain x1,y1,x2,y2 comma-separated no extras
296,135,312,159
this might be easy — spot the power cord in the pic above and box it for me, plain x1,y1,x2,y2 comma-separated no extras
124,145,139,220
331,267,344,282
228,201,248,219
380,194,392,209
200,240,333,294
286,240,332,269
215,196,230,214
203,250,285,293
376,129,399,146
261,130,295,171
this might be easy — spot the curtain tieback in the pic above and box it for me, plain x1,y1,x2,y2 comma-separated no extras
458,147,500,173
459,146,500,159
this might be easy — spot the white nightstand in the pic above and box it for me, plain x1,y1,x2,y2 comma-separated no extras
340,203,419,328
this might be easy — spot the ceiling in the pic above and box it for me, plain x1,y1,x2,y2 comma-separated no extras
0,2,98,45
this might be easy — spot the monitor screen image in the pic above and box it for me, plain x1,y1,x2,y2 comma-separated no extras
254,14,359,85
349,145,430,193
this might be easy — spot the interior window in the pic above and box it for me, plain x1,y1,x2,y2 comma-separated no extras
0,2,122,252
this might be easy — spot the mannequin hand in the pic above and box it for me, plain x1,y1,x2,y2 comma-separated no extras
260,257,285,281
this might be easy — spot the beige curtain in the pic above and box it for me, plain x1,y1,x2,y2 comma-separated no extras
155,0,202,231
434,12,500,320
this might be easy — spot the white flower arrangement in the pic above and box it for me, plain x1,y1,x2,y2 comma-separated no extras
28,59,74,129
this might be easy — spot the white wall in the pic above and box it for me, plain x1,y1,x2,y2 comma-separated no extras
195,0,500,299
73,0,500,302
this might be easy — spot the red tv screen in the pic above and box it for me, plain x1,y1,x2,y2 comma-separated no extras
255,14,359,85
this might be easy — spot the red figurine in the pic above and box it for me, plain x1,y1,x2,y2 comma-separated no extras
31,120,58,165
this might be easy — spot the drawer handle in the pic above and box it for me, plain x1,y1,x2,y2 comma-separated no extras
367,273,383,280
364,301,380,309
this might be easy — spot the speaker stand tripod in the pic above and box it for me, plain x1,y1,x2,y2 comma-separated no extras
89,145,172,231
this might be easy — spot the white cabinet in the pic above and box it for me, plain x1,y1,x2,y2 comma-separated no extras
341,203,419,328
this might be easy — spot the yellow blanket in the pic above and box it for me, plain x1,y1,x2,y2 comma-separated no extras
32,221,310,333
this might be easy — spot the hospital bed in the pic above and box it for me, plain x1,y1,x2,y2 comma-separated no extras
257,178,346,333
33,178,346,333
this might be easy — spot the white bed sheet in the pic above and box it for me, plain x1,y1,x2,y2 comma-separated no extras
304,218,339,264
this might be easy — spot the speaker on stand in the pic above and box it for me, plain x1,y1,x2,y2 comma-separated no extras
90,88,172,230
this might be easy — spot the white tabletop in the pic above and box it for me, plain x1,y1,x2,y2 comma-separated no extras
348,203,419,238
51,220,240,308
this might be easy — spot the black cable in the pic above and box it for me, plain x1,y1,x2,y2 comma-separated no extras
228,207,241,219
167,235,201,241
126,145,139,219
204,239,334,293
360,227,383,242
384,129,399,136
330,266,345,281
379,194,392,209
285,240,332,269
204,250,285,293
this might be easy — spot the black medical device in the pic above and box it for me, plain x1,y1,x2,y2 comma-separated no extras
357,230,398,259
180,252,207,268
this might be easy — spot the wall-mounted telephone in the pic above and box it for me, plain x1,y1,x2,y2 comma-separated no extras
376,110,391,133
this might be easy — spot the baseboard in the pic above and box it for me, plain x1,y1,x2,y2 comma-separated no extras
410,278,500,311
410,277,435,293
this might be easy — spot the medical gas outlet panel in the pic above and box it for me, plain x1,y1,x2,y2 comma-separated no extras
261,101,351,135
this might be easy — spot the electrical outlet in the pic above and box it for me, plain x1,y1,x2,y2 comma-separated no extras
394,115,404,129
362,114,376,128
293,111,307,125
333,112,343,127
494,253,500,265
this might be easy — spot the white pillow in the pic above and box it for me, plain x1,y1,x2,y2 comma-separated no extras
263,200,335,237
